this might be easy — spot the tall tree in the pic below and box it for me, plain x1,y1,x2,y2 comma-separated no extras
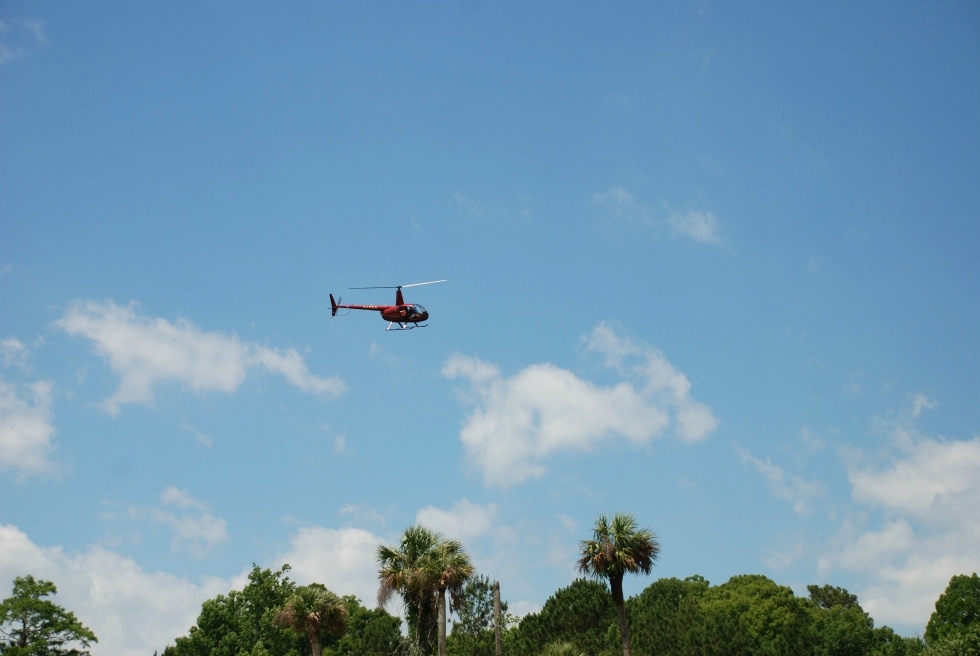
378,525,441,655
274,584,348,656
0,575,98,656
577,513,659,656
377,525,473,656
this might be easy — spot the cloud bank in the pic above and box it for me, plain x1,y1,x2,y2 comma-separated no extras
55,300,345,415
442,322,717,488
819,397,980,630
0,524,230,656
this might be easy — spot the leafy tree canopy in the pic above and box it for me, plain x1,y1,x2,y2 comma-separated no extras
925,573,980,645
163,564,305,656
700,574,811,656
510,579,616,656
328,596,404,656
448,576,513,656
808,585,864,612
626,576,709,656
0,575,98,656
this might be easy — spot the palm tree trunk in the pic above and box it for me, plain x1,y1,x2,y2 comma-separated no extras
494,580,502,656
610,575,632,656
311,637,322,656
438,588,447,656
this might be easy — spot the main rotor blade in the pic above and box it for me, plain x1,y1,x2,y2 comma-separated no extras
401,279,448,288
349,279,447,290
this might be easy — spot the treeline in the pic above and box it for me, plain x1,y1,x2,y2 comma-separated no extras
4,514,978,656
156,566,980,656
499,576,923,656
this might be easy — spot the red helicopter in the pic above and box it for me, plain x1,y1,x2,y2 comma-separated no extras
330,280,447,331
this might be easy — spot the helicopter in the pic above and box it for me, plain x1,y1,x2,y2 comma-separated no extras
329,280,447,331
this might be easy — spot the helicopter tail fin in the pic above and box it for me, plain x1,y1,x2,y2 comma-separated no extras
330,294,338,317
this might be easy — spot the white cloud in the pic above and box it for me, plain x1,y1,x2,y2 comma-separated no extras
734,443,824,515
442,322,716,488
0,524,230,656
55,300,345,415
0,378,60,477
154,511,229,559
274,526,383,607
416,499,497,543
818,399,980,631
667,210,722,244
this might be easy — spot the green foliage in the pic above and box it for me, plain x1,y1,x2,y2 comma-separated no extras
538,641,587,656
809,603,874,656
577,514,659,586
925,573,980,645
699,574,811,656
447,575,511,656
808,585,863,611
510,579,616,656
0,575,98,656
926,623,980,656
867,627,926,656
273,583,348,656
164,564,305,656
627,575,709,656
329,596,404,656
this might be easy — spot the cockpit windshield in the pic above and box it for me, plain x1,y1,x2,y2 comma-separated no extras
411,305,427,316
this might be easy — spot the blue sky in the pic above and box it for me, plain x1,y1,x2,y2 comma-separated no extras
2,2,979,653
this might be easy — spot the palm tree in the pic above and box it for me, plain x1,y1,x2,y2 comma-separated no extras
378,525,440,655
377,525,474,656
430,537,475,656
273,583,348,656
577,512,659,656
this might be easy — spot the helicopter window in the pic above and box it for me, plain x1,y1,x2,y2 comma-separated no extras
412,305,426,316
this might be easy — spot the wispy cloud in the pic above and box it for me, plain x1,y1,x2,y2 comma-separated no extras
591,187,648,223
55,300,345,415
179,421,213,447
592,186,724,245
0,378,61,478
734,442,824,515
449,191,486,220
0,18,47,65
443,322,716,488
667,209,723,245
1,338,30,370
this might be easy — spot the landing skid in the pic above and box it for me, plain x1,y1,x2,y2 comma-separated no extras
386,322,428,331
